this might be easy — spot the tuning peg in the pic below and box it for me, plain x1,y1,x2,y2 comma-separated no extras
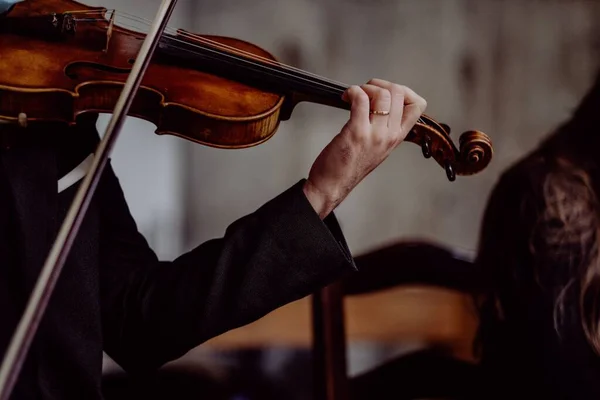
421,137,432,159
445,161,456,182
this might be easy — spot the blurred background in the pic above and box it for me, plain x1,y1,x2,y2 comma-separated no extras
92,0,600,398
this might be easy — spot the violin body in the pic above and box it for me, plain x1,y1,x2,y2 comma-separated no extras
1,0,287,147
0,0,493,180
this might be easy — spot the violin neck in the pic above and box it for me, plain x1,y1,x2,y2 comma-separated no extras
158,34,351,116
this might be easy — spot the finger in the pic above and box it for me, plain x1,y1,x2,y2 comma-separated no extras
360,84,391,127
342,85,370,133
400,86,427,131
367,79,405,132
368,79,426,112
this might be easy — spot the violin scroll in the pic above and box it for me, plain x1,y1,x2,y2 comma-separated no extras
407,116,493,181
457,130,493,175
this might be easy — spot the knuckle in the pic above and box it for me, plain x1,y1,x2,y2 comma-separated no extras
385,135,397,148
391,84,406,99
358,89,369,101
392,84,406,93
348,85,360,95
377,88,392,102
347,123,367,141
371,132,384,146
352,86,366,98
356,134,370,147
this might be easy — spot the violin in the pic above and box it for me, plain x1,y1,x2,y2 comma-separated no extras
0,0,492,182
0,1,494,398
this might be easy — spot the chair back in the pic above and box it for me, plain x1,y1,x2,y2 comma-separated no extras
311,241,480,400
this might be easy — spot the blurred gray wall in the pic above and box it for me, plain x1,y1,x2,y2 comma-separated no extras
181,0,600,257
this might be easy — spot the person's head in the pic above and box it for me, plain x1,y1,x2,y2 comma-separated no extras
476,69,600,359
541,70,600,356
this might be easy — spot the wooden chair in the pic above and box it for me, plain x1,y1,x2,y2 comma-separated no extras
311,240,484,400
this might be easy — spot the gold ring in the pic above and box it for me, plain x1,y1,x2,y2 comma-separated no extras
370,110,390,116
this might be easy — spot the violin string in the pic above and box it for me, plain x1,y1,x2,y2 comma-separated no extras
69,12,350,95
106,19,350,98
72,9,352,90
114,23,346,101
175,31,347,87
168,35,346,92
127,31,427,127
111,12,430,125
64,9,429,126
102,19,428,126
68,9,431,131
111,9,351,88
163,30,427,124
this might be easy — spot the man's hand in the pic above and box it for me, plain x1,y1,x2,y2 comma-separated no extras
303,79,427,219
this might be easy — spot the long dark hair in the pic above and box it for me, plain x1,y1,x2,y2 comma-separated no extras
475,71,600,361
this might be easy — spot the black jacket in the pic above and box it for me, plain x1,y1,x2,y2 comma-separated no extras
0,117,356,399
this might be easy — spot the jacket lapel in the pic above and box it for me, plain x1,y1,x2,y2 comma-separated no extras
1,146,58,293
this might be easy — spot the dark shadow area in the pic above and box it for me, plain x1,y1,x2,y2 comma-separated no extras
350,349,482,400
102,348,315,400
103,346,482,400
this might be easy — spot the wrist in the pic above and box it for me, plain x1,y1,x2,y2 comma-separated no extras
302,179,336,219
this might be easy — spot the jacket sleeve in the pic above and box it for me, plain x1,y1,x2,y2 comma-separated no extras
97,161,356,373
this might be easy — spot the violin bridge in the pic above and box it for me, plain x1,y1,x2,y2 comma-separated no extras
103,10,115,53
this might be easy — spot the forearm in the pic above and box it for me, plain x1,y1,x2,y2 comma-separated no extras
303,179,340,219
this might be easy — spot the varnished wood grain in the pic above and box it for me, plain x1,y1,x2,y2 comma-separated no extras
1,0,285,147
